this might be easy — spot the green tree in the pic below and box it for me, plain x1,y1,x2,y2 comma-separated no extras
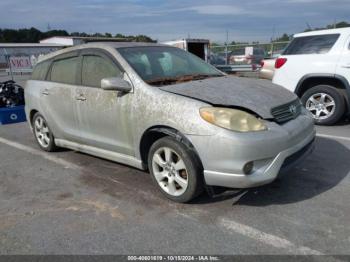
304,21,350,32
326,21,350,29
272,33,291,42
0,27,156,43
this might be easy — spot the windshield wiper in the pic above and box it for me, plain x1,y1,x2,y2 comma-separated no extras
146,77,181,85
146,74,224,86
180,73,224,80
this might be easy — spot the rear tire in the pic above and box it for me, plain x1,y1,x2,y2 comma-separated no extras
32,112,58,152
301,85,346,125
148,136,203,203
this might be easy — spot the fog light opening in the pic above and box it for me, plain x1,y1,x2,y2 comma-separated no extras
243,161,254,175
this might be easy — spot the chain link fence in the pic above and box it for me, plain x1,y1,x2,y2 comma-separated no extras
0,46,63,83
210,41,290,64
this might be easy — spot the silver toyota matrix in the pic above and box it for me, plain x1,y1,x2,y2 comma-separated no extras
25,42,315,202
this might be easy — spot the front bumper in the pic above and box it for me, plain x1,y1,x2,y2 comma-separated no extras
187,113,315,188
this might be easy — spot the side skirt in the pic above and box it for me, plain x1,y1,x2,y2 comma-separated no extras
55,138,145,170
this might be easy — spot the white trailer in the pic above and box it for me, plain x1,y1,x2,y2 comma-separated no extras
162,39,210,62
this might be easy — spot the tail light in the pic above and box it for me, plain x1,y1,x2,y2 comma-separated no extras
275,58,287,69
260,60,265,67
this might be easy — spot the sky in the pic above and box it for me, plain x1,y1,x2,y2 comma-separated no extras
0,0,349,43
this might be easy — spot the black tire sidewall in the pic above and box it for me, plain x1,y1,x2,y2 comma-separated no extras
301,85,346,125
32,112,57,152
147,136,203,203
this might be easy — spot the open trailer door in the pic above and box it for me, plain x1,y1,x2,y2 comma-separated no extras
162,39,210,62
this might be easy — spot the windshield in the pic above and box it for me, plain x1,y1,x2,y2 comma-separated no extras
118,46,223,86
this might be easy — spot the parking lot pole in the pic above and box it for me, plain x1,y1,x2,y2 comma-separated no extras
225,30,229,65
270,43,274,58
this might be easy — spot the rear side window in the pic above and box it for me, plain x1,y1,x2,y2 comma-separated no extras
31,61,50,80
50,56,79,85
82,55,122,87
283,34,340,55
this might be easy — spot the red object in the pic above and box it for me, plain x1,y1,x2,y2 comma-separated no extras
260,60,265,67
275,58,287,69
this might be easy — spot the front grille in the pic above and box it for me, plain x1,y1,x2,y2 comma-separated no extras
271,99,302,124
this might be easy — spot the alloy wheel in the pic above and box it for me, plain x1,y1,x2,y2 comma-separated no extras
34,116,51,148
152,147,189,197
306,93,336,120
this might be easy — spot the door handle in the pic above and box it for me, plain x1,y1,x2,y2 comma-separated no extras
41,89,49,95
76,94,86,101
341,64,350,68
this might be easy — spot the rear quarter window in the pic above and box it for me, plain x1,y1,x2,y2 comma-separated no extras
31,61,50,80
283,34,340,55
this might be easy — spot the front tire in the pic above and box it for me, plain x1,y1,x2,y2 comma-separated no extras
301,85,346,125
148,136,203,203
32,112,58,152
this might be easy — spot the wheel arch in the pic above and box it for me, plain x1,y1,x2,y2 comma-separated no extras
29,109,39,127
295,74,350,112
139,125,203,170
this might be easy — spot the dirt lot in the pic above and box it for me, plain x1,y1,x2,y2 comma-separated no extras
0,120,349,255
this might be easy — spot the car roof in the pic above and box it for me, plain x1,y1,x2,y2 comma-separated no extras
37,42,167,63
294,27,350,37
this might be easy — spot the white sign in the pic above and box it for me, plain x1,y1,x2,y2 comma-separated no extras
9,56,32,69
245,47,254,56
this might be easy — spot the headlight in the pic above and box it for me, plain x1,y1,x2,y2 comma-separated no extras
200,107,267,132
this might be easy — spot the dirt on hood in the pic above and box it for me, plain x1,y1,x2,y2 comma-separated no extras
159,75,297,119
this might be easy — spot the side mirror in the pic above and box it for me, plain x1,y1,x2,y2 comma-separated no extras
101,77,132,92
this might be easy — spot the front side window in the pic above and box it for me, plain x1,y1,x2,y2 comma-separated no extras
50,56,79,85
118,46,222,86
82,55,122,87
283,34,340,55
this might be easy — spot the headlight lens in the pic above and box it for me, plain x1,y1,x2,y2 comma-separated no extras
200,107,267,132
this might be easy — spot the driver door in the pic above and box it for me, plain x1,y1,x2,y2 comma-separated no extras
75,49,134,156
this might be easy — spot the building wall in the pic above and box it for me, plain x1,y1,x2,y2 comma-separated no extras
40,37,74,46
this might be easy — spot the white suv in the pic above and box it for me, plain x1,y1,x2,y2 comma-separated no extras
273,28,350,125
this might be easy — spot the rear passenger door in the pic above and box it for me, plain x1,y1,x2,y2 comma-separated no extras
75,49,134,156
42,52,80,141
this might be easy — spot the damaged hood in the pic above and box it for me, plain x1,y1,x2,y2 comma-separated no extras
159,76,297,119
